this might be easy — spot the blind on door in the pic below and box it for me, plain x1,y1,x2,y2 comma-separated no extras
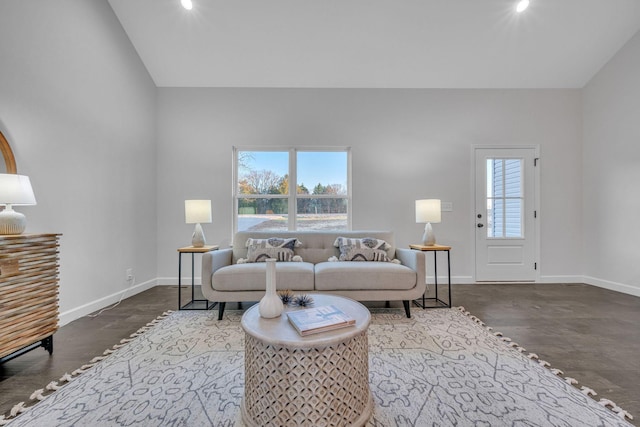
487,158,523,238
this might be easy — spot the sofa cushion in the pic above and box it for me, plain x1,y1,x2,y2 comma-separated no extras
232,231,396,264
212,262,314,291
314,262,416,291
245,237,301,262
334,237,393,262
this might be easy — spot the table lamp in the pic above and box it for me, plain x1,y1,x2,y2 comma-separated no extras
0,174,37,235
185,199,211,247
415,199,441,246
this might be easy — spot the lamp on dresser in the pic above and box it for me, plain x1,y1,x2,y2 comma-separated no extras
0,173,37,235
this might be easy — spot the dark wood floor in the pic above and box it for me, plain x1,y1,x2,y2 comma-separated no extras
1,283,639,423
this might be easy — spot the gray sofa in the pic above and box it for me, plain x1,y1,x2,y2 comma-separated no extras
201,230,426,319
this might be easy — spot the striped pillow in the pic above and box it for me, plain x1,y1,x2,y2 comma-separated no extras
333,237,392,262
245,237,301,262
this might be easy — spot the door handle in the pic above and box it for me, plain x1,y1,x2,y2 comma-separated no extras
477,223,484,228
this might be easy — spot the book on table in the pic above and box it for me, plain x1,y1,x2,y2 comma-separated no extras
287,305,356,336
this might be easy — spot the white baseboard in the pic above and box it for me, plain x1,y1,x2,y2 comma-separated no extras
539,275,584,284
431,276,583,285
583,276,640,297
426,275,472,284
58,278,158,326
433,275,583,285
460,275,638,299
156,277,201,286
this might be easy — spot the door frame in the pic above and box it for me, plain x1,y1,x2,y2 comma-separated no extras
471,144,541,283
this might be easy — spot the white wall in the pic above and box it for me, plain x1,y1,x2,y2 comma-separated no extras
156,88,583,284
6,2,633,322
0,0,158,324
583,31,640,296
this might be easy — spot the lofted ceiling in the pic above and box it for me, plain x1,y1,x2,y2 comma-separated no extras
108,0,640,88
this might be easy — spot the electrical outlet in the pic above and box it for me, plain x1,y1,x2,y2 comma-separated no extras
126,268,133,282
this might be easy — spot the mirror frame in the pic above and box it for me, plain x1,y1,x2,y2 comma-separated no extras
0,131,17,174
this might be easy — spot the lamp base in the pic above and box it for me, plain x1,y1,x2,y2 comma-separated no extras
421,222,436,246
0,206,27,235
191,223,206,247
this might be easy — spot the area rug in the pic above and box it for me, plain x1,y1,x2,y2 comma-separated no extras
2,307,634,426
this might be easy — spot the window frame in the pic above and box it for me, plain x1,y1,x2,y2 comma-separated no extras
232,146,352,234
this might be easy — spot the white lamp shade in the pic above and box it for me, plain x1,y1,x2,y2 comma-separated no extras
0,174,37,206
415,199,441,223
185,200,212,224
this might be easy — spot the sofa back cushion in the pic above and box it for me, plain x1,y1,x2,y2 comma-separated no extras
232,231,396,265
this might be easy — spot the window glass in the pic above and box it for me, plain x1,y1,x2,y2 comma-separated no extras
235,149,350,232
296,199,348,231
296,151,348,231
237,151,288,232
297,152,348,194
486,158,523,239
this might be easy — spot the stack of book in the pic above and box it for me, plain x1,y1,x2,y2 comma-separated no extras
287,305,355,336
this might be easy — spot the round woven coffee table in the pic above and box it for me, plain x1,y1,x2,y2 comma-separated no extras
240,293,372,427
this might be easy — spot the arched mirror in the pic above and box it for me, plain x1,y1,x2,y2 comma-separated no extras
0,131,17,174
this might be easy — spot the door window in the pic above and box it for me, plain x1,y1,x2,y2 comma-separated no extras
486,158,523,238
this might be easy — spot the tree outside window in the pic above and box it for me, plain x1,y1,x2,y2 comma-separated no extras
234,148,350,232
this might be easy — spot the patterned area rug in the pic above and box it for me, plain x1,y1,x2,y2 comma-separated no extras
3,308,634,426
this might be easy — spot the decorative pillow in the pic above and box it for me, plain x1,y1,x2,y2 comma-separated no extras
245,237,302,262
333,237,393,262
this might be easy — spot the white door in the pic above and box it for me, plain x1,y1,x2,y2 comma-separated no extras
474,147,538,281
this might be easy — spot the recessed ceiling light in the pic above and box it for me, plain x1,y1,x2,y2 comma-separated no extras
516,0,529,13
181,0,193,10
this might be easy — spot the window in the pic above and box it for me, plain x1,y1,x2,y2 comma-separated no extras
486,158,523,238
233,148,351,232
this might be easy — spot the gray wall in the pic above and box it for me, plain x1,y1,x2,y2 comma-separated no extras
1,1,636,324
0,0,158,323
156,88,583,284
583,31,640,296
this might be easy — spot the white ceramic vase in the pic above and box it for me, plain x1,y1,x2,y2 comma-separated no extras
259,259,283,318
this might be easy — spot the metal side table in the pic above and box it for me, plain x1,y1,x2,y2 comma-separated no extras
177,245,218,310
410,244,452,308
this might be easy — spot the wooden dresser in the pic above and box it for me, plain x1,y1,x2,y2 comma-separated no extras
0,233,61,362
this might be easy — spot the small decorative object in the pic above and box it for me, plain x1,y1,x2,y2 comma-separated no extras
293,294,314,308
185,200,212,247
415,199,441,246
278,289,294,306
0,174,37,235
258,259,283,318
